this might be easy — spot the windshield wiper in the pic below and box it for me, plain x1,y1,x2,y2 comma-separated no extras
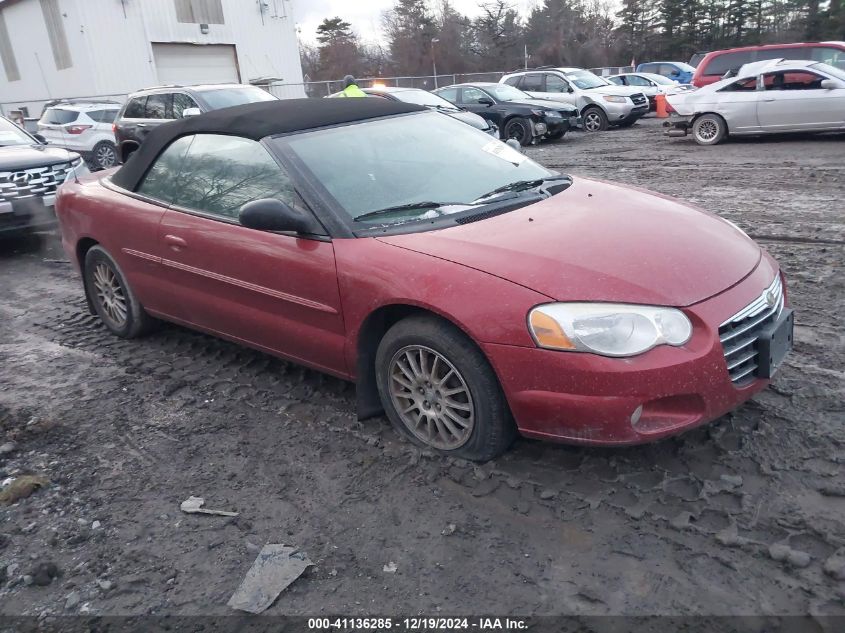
353,201,464,222
473,175,570,203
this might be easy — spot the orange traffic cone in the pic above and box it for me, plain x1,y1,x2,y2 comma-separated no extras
655,93,669,118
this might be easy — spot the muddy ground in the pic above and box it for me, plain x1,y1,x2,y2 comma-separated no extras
0,117,843,625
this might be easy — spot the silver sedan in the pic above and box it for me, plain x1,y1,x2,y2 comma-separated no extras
665,59,845,145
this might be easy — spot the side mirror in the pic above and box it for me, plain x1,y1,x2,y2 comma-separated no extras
32,133,47,144
239,198,312,233
820,79,839,90
182,107,201,117
477,97,494,106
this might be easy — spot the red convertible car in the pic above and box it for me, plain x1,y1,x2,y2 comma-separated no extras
55,99,793,461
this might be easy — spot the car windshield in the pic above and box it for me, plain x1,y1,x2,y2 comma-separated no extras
282,111,553,226
564,70,609,90
391,89,458,109
486,84,532,101
812,62,845,82
0,118,35,147
196,87,277,110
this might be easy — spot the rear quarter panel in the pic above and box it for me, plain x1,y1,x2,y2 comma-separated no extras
56,175,167,308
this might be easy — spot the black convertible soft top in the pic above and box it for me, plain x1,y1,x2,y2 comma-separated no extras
111,98,425,191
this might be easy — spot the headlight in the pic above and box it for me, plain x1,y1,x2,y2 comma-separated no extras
603,95,628,103
528,303,692,357
64,158,90,183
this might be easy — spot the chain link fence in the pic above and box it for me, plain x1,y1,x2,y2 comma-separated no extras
278,72,507,99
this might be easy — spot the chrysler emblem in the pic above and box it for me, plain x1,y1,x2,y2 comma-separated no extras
11,172,31,187
764,289,776,308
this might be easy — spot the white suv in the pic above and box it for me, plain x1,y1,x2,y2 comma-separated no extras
37,101,121,170
500,68,649,132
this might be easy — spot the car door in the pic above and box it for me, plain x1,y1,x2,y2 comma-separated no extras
713,76,764,132
459,87,503,127
152,133,348,376
756,70,845,131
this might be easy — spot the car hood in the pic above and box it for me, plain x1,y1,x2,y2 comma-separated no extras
0,144,78,170
508,98,577,113
580,84,643,97
377,177,761,307
442,109,490,129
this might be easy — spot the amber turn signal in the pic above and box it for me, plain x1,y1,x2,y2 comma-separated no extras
529,310,576,350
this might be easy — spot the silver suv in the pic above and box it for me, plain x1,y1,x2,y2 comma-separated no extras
500,67,649,132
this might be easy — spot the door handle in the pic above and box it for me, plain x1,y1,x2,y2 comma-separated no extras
164,234,187,250
137,123,148,127
763,97,775,102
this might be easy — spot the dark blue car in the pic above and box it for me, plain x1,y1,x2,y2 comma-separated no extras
636,62,695,84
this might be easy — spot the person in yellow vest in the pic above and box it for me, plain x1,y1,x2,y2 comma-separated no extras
340,75,367,97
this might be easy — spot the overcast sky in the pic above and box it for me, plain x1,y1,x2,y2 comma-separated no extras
294,0,539,45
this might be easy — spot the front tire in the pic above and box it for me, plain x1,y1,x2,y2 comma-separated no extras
83,245,156,338
582,106,608,132
375,316,515,461
692,113,727,145
503,117,533,146
92,141,117,170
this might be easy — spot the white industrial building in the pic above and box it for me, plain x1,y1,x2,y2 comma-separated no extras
0,0,306,117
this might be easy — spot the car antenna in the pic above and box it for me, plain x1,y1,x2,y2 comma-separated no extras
34,52,79,182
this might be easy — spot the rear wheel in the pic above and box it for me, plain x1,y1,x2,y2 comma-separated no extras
582,106,608,132
503,117,533,146
375,316,515,461
83,245,156,338
92,141,117,170
692,113,727,145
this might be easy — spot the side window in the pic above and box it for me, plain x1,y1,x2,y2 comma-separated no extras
762,71,825,91
436,87,458,103
639,63,657,73
88,109,118,123
811,46,845,70
124,97,146,118
461,87,489,104
145,94,172,119
503,76,521,87
705,51,753,76
606,76,624,85
136,135,194,202
659,63,680,77
520,73,543,91
172,134,297,221
545,74,570,92
720,77,757,92
627,75,650,86
172,93,199,118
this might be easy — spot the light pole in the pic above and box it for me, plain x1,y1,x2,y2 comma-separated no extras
431,38,440,88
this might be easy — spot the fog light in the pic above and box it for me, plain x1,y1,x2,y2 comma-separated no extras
630,405,643,427
535,122,547,134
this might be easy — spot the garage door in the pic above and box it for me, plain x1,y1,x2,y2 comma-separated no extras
152,43,240,85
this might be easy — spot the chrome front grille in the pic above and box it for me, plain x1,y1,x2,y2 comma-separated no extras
0,162,72,203
631,93,647,106
718,275,784,385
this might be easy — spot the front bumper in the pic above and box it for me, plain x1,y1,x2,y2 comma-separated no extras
482,260,788,445
0,195,58,235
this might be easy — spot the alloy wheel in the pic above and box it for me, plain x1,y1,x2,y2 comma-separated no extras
93,262,128,327
584,111,603,132
696,119,719,142
96,145,116,168
507,121,528,141
388,345,475,450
